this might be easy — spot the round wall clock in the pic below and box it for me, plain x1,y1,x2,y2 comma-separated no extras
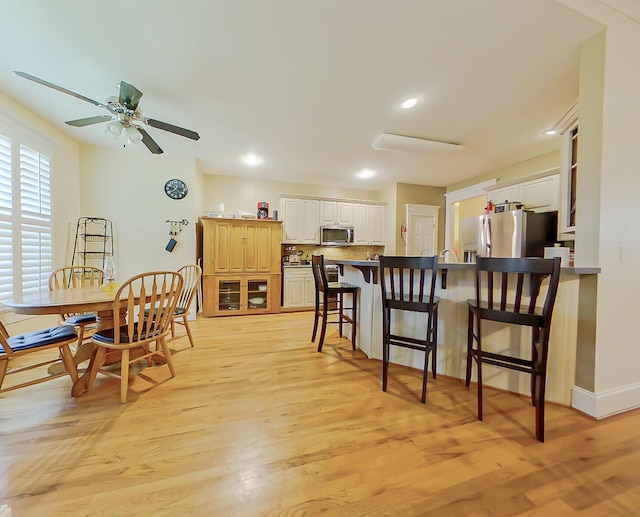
164,178,188,200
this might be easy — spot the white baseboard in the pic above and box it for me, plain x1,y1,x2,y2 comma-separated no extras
572,383,640,419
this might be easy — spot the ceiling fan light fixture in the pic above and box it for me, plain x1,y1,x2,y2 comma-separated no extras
125,126,143,144
105,121,122,139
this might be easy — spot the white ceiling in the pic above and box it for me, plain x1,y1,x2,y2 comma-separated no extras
0,0,603,190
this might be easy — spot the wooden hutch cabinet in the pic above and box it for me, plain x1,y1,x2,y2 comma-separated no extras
198,217,282,316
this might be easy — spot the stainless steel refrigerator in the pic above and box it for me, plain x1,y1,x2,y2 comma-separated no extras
459,210,557,261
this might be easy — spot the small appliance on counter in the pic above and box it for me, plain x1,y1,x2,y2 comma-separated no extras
257,202,269,219
544,245,571,266
493,201,524,213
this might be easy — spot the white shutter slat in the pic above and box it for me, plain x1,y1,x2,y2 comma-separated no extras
0,219,12,301
0,135,12,217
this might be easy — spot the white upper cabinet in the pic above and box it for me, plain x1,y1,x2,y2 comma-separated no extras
486,173,559,213
353,203,384,245
319,200,354,226
368,204,385,245
281,196,384,245
520,174,559,213
280,197,319,244
487,184,520,206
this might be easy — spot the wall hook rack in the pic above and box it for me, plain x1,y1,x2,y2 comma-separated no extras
166,219,189,236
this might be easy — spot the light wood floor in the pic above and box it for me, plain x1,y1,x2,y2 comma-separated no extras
2,311,640,516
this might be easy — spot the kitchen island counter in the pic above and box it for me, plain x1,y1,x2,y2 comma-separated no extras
326,258,600,406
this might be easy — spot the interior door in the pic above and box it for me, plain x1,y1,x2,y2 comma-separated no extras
405,205,438,256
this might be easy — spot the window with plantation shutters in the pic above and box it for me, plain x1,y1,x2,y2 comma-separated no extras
0,126,52,303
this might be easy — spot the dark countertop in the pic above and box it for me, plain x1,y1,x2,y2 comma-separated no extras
325,258,601,275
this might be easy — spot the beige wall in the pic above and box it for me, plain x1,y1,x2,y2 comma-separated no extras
202,174,379,217
378,183,397,254
446,151,561,193
459,194,486,219
395,183,446,254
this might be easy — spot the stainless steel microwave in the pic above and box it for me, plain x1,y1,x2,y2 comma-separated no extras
320,225,355,246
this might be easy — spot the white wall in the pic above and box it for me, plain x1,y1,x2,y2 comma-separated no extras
79,145,199,282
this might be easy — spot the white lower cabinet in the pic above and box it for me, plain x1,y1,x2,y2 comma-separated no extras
283,267,315,308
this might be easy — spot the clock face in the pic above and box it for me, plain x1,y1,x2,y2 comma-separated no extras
164,179,188,200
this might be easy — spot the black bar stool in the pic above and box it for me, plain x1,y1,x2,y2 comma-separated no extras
311,255,359,352
466,256,561,442
379,255,439,403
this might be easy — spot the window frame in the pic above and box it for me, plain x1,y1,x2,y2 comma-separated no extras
559,117,578,236
0,116,54,306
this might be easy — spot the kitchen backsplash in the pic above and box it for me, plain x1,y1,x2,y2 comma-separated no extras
282,244,385,264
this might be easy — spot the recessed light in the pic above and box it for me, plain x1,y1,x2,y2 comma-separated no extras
401,98,418,109
357,169,375,179
243,153,261,165
544,130,558,135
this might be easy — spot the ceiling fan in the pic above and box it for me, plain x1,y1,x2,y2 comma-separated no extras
14,71,200,154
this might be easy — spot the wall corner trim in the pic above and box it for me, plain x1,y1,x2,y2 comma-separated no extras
572,383,640,419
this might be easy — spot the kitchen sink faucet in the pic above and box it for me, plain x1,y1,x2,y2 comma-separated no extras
439,249,458,262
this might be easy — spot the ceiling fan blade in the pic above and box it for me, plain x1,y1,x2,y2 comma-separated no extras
14,71,104,107
137,127,164,154
119,81,143,110
65,115,112,127
145,118,200,140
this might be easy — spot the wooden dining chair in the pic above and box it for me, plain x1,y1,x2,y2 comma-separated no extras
87,271,183,403
49,266,104,349
0,319,78,393
171,264,202,347
466,256,561,441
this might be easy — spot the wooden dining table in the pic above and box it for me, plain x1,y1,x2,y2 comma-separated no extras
5,284,139,397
